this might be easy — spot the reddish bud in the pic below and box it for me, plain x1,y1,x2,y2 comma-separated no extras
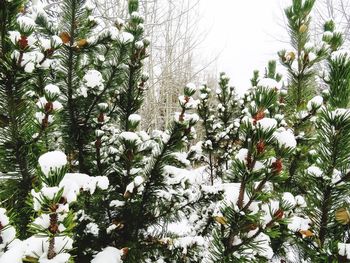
253,110,265,124
18,35,28,50
266,209,284,228
123,190,132,199
126,149,134,161
45,102,53,113
97,113,104,123
111,219,125,230
49,204,58,212
273,209,284,220
246,223,258,231
299,229,314,238
246,153,252,168
95,138,102,149
121,247,129,257
18,5,25,13
49,224,59,234
42,116,49,128
257,140,265,154
76,39,88,48
178,113,185,122
141,47,146,57
45,48,54,57
59,196,67,205
272,159,283,174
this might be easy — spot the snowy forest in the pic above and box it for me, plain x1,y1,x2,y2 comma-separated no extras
0,0,350,262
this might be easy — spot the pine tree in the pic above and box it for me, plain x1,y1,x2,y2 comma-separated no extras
1,0,350,262
0,0,64,237
279,0,320,111
278,0,328,196
0,150,110,261
322,20,350,109
205,74,306,262
0,0,204,261
289,22,350,262
197,73,239,183
76,83,201,261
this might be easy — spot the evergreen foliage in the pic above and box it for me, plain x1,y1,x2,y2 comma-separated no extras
197,73,240,182
0,0,350,262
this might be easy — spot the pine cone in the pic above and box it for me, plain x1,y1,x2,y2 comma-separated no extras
299,24,308,33
59,32,71,44
335,208,350,225
299,229,314,238
76,39,88,48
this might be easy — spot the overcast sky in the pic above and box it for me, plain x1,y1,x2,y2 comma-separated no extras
196,0,290,94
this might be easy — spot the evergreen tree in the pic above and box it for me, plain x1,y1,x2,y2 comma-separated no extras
206,76,304,262
278,0,328,195
197,73,239,183
322,20,350,108
279,0,320,111
0,0,204,261
0,0,350,262
0,0,63,236
77,83,201,261
0,150,110,261
290,21,350,263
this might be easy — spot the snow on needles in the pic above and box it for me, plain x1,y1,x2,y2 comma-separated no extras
44,84,61,97
338,243,350,260
307,166,323,177
307,95,323,111
0,209,16,252
331,49,349,61
83,70,104,90
119,131,141,143
257,118,277,131
59,173,109,199
185,83,197,94
128,114,141,123
288,216,311,232
273,128,297,149
257,78,281,90
35,151,109,208
0,236,73,263
92,247,123,263
38,151,67,176
8,31,20,44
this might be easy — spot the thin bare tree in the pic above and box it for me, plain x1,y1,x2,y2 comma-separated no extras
92,0,211,130
314,0,350,45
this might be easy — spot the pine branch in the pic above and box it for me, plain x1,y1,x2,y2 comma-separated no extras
318,185,332,247
83,65,118,127
136,127,182,227
63,0,87,172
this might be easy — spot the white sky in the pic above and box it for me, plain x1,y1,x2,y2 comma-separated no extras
196,0,290,94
